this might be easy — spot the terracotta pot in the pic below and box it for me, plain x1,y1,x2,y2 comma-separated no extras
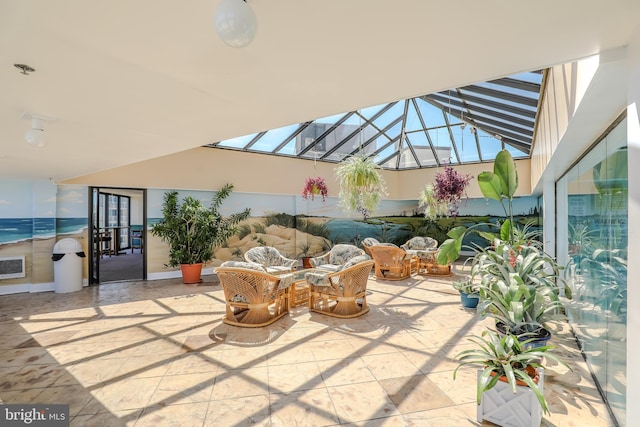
180,263,203,284
302,257,313,269
491,365,539,386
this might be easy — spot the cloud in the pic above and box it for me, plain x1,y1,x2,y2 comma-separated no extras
57,190,84,204
59,207,71,213
0,199,11,205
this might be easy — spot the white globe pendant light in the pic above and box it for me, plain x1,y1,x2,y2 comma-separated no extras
214,0,257,48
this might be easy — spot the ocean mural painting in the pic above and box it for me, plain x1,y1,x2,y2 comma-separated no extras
0,182,88,286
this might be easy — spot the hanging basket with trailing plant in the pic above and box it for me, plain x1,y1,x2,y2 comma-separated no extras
419,165,472,220
301,176,329,202
335,154,387,220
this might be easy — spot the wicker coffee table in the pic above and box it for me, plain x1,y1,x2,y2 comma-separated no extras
289,268,317,308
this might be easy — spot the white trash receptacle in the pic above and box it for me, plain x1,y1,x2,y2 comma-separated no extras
52,238,86,293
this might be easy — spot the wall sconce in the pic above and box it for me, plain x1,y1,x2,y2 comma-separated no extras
214,0,257,48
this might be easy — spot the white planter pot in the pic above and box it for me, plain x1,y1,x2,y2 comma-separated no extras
477,368,544,427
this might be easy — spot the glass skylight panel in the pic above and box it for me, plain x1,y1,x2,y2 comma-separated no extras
476,129,505,160
509,71,543,84
359,104,387,120
250,124,299,152
404,102,423,132
316,112,349,125
277,139,298,156
453,126,481,163
216,133,259,149
368,102,402,130
416,98,447,127
505,144,528,158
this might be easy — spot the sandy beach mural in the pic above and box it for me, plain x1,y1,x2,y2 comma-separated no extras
146,188,539,274
0,182,88,287
0,180,539,288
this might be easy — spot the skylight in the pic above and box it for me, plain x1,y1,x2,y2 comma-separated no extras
207,70,544,170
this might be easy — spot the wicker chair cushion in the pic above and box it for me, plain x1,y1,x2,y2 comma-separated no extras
219,260,266,272
362,237,381,248
244,246,297,271
401,236,438,251
310,244,365,271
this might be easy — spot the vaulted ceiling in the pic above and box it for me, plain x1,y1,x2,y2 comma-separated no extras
1,1,639,181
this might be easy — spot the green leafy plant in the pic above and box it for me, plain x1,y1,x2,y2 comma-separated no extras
452,277,478,295
472,242,567,336
454,329,570,415
151,184,251,267
438,149,520,266
335,154,387,220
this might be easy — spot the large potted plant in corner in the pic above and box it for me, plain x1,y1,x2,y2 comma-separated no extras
335,153,387,221
454,328,570,427
151,183,251,284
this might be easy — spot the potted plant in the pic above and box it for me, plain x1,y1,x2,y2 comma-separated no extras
298,241,313,269
335,153,387,221
151,183,251,284
301,176,329,202
454,329,570,426
471,240,567,346
452,276,479,309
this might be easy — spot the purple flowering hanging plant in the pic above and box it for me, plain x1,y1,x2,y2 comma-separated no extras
420,165,472,219
301,176,329,202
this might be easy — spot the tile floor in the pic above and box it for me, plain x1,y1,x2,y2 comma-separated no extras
0,270,615,426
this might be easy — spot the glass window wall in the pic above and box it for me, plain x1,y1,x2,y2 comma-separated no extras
560,116,627,426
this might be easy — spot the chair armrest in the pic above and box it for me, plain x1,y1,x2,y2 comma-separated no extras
276,273,294,290
309,253,330,268
280,256,298,269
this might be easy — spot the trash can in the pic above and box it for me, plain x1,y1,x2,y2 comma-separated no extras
52,238,86,293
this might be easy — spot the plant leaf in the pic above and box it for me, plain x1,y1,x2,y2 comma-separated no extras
477,172,503,201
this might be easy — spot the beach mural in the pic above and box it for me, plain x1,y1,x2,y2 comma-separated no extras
0,179,539,288
146,188,540,275
0,181,88,288
0,180,55,286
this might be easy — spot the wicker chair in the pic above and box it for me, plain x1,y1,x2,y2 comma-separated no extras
215,261,293,327
306,257,374,318
310,244,366,272
367,245,416,280
244,246,297,274
361,237,398,256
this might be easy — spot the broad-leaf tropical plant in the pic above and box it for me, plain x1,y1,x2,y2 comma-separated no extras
438,149,520,266
151,183,251,267
454,329,570,416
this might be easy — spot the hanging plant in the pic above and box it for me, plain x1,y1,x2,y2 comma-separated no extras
301,176,329,202
418,184,449,221
335,154,387,221
419,165,472,219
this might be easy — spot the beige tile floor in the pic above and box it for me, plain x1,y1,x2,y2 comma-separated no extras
0,271,615,426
